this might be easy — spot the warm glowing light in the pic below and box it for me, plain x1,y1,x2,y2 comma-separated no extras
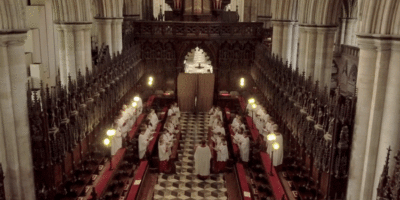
272,142,280,150
132,102,137,108
267,133,276,141
107,129,116,136
148,80,153,86
149,77,153,81
248,98,255,104
240,78,245,87
104,138,110,146
134,96,140,102
252,104,257,109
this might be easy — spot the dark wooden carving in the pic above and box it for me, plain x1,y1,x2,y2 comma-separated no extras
251,44,357,199
377,147,400,200
0,163,5,200
27,42,145,199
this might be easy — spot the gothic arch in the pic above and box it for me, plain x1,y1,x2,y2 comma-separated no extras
177,42,217,72
358,0,400,35
272,0,298,21
0,0,26,30
298,0,341,25
52,0,93,23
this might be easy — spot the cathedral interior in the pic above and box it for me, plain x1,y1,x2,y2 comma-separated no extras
0,0,399,200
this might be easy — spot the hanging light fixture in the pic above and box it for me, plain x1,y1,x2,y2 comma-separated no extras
240,78,245,87
107,129,116,137
248,98,255,104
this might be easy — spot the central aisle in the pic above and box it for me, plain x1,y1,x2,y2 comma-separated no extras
153,112,228,200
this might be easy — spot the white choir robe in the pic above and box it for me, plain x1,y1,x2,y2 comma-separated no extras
194,146,212,176
165,124,175,134
208,108,215,115
267,134,283,166
232,118,239,127
171,116,180,126
138,134,149,159
136,98,143,114
212,126,225,136
233,123,246,135
172,107,180,118
208,115,216,127
159,143,169,161
239,137,250,162
216,144,229,162
144,128,153,139
216,111,223,122
212,136,222,147
233,133,245,144
111,130,123,155
167,108,174,117
150,113,159,129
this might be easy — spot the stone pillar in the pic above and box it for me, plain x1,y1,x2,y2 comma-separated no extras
56,24,92,84
359,39,391,200
314,27,336,88
111,19,124,55
298,27,307,73
305,27,317,78
97,19,113,55
63,25,77,80
271,21,283,57
342,18,357,46
56,25,68,85
347,37,378,200
298,26,337,87
372,40,400,198
281,21,293,63
291,23,299,69
84,26,92,71
0,33,36,200
272,21,297,66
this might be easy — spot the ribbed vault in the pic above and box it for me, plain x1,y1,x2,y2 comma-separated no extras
298,0,341,25
358,0,400,35
96,0,124,18
0,0,26,30
271,0,298,21
52,0,93,23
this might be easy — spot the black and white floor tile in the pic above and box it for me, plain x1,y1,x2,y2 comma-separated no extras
153,112,228,200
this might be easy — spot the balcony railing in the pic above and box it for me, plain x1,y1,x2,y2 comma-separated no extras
341,44,360,58
127,21,265,39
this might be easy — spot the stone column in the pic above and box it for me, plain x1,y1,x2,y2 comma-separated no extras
305,27,317,78
291,23,299,69
298,26,337,87
271,21,283,57
74,25,86,75
346,37,378,200
0,33,36,200
342,18,357,46
358,39,391,200
63,25,78,80
372,40,400,198
281,21,294,64
314,27,336,88
96,18,113,55
57,23,92,83
84,26,92,71
111,18,124,55
56,25,68,85
298,26,307,73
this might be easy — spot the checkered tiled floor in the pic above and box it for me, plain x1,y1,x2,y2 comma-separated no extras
153,112,228,200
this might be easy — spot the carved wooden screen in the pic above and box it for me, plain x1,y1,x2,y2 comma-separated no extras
177,73,197,112
177,73,215,112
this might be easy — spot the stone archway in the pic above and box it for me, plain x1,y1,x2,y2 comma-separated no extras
184,47,213,73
